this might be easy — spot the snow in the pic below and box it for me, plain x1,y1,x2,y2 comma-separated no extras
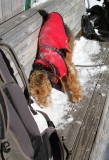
31,0,48,8
85,0,104,8
31,36,107,133
31,89,72,132
73,36,101,65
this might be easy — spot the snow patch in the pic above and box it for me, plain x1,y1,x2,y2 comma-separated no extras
85,0,104,8
31,0,48,8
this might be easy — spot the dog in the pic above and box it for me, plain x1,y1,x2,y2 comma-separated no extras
29,10,82,107
82,0,109,41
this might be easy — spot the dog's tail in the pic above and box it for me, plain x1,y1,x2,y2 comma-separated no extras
38,10,49,24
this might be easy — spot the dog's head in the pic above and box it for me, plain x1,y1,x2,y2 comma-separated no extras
29,70,52,107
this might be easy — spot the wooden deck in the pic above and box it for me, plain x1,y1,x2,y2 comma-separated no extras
58,42,109,160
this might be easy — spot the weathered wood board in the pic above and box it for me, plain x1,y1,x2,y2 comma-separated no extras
0,0,2,19
1,0,12,22
89,94,109,160
0,0,25,23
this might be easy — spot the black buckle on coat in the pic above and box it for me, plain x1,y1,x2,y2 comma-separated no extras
39,45,69,59
45,71,65,93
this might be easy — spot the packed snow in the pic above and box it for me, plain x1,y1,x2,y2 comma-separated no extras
85,0,104,8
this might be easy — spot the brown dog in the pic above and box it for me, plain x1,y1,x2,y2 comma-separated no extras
29,11,82,107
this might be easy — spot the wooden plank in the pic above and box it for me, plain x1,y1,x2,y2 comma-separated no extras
0,0,54,36
14,28,39,57
89,94,109,160
72,21,81,36
0,0,2,19
18,38,38,67
11,0,25,16
24,57,35,78
0,0,54,24
0,9,38,36
1,0,12,23
64,1,85,35
70,71,108,160
1,28,38,62
7,36,38,76
63,0,85,25
15,57,34,88
41,0,77,15
1,13,41,47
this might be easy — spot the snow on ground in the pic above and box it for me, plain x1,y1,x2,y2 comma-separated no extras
73,37,107,94
31,36,107,133
31,0,48,8
85,0,104,8
73,36,101,65
31,90,72,132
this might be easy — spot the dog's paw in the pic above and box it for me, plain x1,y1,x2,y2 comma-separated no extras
72,96,82,103
71,92,82,103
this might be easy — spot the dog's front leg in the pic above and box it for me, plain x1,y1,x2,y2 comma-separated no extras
64,63,82,103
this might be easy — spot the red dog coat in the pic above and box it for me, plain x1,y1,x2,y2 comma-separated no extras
34,12,69,78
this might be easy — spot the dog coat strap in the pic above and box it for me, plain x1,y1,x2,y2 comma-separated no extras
45,71,65,93
39,45,69,59
34,59,59,76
